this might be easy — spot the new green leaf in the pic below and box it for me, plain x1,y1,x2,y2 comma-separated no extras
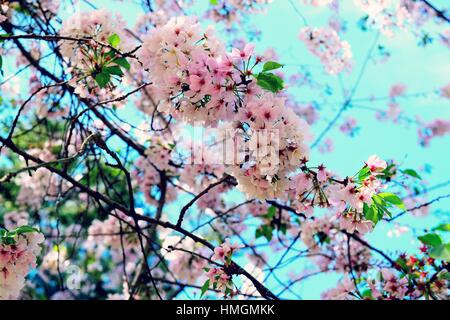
95,72,111,88
114,57,131,70
363,203,382,224
200,279,210,297
108,34,121,48
377,192,405,210
401,169,422,180
105,66,124,76
429,243,450,262
255,72,284,93
433,223,450,232
14,226,39,235
262,61,284,72
266,206,276,219
418,233,442,247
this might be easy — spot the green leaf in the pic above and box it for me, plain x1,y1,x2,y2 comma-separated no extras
104,50,116,60
200,279,210,297
358,166,371,182
395,257,408,271
3,237,15,245
433,223,450,232
114,57,131,70
372,194,386,207
439,271,450,280
429,243,450,262
210,0,218,4
266,206,276,219
0,34,12,43
13,226,39,235
258,225,273,241
363,203,381,224
107,34,121,48
95,71,111,88
377,192,405,210
255,228,263,239
371,196,392,218
279,223,287,235
361,289,373,299
418,233,443,247
401,169,422,180
314,231,330,244
255,72,284,93
262,61,284,72
256,225,273,241
104,66,124,76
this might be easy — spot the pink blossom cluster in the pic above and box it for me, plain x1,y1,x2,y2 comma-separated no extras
288,155,388,234
332,155,388,234
211,239,240,264
300,215,371,273
204,0,272,27
88,210,140,251
441,29,450,49
417,119,450,147
300,214,337,248
318,138,334,154
134,0,187,30
299,26,353,75
204,239,241,297
368,268,409,299
321,277,356,299
60,9,130,60
389,83,407,99
0,232,45,299
139,17,313,200
0,3,9,23
372,83,407,124
16,146,66,209
303,0,333,6
205,267,234,296
286,101,319,125
231,93,311,199
323,248,449,300
139,16,232,126
162,236,207,283
403,196,429,217
27,75,69,118
339,117,359,137
143,140,173,172
59,9,132,97
3,211,29,230
178,139,227,195
441,83,450,99
375,102,402,123
353,0,435,36
33,0,60,19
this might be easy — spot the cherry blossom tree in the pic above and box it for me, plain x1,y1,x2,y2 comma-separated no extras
0,0,448,300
